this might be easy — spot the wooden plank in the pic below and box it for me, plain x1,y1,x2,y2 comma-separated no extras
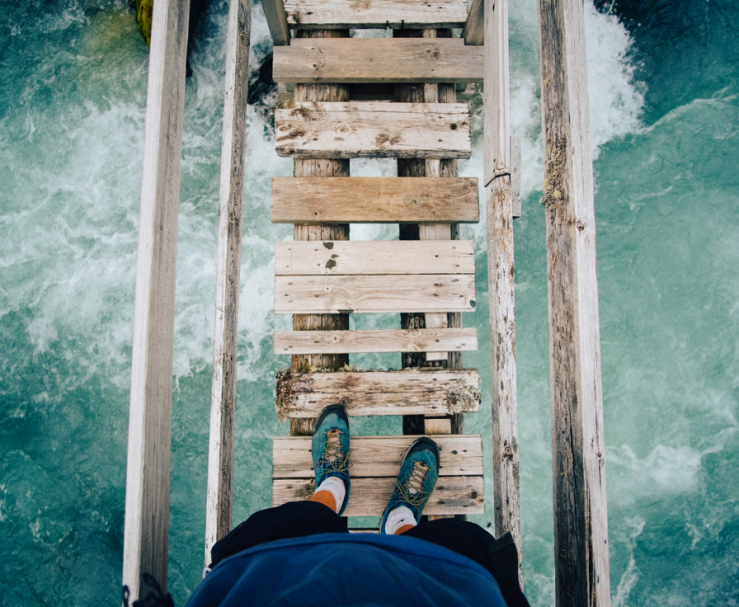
273,435,483,478
275,102,471,159
204,0,250,566
463,0,484,44
275,369,481,419
424,418,452,434
511,135,522,218
273,476,484,516
538,0,611,604
284,0,468,29
275,240,474,276
483,0,523,576
273,328,478,355
275,274,476,314
262,0,290,45
271,177,479,224
273,38,483,84
122,0,189,601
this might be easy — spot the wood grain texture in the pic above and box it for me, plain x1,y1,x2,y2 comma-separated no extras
271,177,479,224
204,0,251,564
273,328,478,355
275,369,481,418
122,0,190,600
262,0,290,45
275,102,471,159
273,435,483,478
273,476,484,516
275,274,476,314
289,30,352,438
462,0,484,45
284,0,468,29
275,240,474,275
538,0,611,605
205,0,250,565
484,0,523,578
511,135,522,218
273,38,483,83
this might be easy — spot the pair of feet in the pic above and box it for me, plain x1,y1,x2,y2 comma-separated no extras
310,405,440,534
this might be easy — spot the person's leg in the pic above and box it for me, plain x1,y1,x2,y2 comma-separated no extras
211,405,352,569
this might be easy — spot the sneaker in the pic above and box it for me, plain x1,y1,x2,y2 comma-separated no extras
312,405,351,515
379,437,440,533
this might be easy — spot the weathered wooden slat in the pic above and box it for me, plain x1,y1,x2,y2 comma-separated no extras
275,241,474,276
122,0,190,601
276,369,481,418
273,476,484,516
273,328,478,355
284,0,468,29
271,177,479,224
484,0,523,582
275,274,476,314
273,38,483,84
538,0,611,604
204,0,251,565
262,0,290,45
463,0,484,44
273,435,483,478
511,135,522,218
275,102,471,159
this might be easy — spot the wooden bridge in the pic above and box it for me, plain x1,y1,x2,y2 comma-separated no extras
121,0,610,605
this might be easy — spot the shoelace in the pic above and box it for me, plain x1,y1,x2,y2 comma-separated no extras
317,428,350,475
395,460,431,508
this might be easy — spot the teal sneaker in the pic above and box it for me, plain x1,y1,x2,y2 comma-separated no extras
312,405,351,515
379,437,440,533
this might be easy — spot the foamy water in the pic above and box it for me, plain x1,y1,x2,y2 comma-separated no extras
1,0,737,605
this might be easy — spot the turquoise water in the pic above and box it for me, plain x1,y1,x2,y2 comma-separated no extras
1,0,737,604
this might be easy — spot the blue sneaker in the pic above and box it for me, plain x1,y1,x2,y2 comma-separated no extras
312,405,351,515
380,437,440,533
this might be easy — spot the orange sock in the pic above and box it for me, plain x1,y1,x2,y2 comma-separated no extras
307,490,337,513
395,524,416,535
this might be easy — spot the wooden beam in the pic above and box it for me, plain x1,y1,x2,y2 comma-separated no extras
274,274,476,314
204,0,250,566
275,369,481,419
289,28,352,438
462,0,484,45
122,0,189,601
283,0,468,29
273,38,484,83
275,240,475,276
273,328,478,355
273,435,483,478
275,102,471,159
538,0,611,605
261,0,290,46
273,476,484,516
484,0,523,575
271,177,480,224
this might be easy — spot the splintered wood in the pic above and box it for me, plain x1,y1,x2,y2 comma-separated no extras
275,369,481,419
275,102,471,159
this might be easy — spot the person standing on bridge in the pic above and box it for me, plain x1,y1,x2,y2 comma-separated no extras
183,405,529,607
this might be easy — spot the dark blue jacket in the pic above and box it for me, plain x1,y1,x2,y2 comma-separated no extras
186,533,508,606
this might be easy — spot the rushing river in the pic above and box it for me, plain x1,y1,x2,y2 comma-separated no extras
1,0,737,604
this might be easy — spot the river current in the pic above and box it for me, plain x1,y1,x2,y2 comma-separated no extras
1,0,737,604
